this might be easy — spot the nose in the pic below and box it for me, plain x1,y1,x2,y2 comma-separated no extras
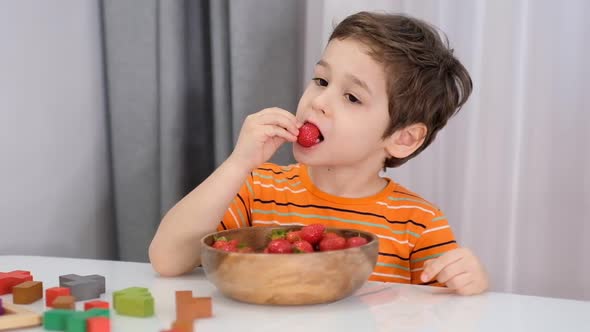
310,90,329,115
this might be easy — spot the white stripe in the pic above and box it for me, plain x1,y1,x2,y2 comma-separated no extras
376,201,435,215
410,267,424,272
421,225,450,235
253,181,307,193
376,234,415,247
372,272,411,281
252,220,305,227
228,207,241,228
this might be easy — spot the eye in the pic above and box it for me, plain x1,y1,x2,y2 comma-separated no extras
312,78,328,87
346,93,361,104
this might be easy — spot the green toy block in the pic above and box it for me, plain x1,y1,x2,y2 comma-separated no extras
65,309,109,332
44,308,109,332
113,287,154,317
44,309,74,330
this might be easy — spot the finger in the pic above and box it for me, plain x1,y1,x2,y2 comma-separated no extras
434,258,467,284
257,112,299,136
420,249,465,282
444,272,472,291
262,125,298,142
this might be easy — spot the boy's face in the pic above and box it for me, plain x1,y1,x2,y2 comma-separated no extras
293,38,391,169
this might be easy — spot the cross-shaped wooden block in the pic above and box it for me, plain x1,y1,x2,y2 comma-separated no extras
59,274,105,301
0,302,42,330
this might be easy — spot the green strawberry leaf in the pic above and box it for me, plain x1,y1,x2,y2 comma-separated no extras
214,236,228,242
270,229,287,240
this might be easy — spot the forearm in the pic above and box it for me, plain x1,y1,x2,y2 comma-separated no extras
148,157,250,276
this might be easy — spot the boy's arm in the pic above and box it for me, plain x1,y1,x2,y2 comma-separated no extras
149,108,300,277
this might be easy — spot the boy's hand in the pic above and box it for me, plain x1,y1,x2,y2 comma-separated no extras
420,248,489,295
229,108,301,171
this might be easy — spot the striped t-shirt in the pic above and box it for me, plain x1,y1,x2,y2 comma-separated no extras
219,163,458,286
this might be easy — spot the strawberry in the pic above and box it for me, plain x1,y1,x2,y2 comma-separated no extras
319,236,347,251
297,122,321,147
322,232,340,239
300,224,326,245
292,240,314,253
346,236,368,248
285,230,302,243
267,239,293,254
212,237,239,252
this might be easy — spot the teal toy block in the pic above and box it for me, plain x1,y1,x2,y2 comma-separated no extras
112,287,154,317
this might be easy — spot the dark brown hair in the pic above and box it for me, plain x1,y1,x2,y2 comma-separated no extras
329,12,472,168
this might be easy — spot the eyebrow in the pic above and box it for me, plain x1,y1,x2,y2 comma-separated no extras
316,60,372,96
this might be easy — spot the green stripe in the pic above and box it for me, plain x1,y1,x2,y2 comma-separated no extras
431,216,446,222
236,207,246,227
376,262,410,271
387,196,436,209
246,181,254,196
410,253,443,263
252,172,301,186
251,209,420,238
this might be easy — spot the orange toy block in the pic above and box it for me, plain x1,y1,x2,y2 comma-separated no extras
13,281,43,304
176,291,212,321
87,316,110,332
46,287,71,307
85,300,109,311
52,296,76,310
0,271,33,295
0,302,42,330
171,320,193,332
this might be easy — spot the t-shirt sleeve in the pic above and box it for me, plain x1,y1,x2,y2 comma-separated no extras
409,209,459,286
217,173,253,231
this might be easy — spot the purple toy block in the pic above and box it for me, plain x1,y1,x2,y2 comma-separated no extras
0,298,4,315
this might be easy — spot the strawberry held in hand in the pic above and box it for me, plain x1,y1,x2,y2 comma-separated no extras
297,122,322,147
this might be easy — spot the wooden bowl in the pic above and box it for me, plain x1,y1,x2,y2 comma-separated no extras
200,226,378,305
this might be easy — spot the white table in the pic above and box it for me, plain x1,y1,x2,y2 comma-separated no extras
1,255,588,331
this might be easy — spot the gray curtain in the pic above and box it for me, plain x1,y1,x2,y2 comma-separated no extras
100,0,304,262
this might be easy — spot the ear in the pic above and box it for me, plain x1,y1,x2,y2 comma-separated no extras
385,123,428,159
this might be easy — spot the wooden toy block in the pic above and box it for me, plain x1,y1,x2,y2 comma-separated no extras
0,270,33,295
43,309,73,330
113,287,154,317
84,300,109,311
0,302,42,330
13,280,43,304
176,290,212,320
47,287,72,306
0,298,4,316
171,320,193,332
43,308,109,332
52,295,76,310
66,309,109,332
59,274,105,301
87,316,110,332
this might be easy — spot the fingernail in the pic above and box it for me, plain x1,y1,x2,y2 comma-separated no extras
421,273,429,282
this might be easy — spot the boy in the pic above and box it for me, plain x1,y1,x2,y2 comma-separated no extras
150,12,488,295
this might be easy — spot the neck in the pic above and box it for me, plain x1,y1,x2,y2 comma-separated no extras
307,164,387,199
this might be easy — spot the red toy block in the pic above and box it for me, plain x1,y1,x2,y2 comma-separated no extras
0,271,33,295
87,316,110,332
46,287,71,307
84,300,109,311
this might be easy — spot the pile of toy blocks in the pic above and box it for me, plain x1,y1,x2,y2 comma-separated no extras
1,269,213,332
